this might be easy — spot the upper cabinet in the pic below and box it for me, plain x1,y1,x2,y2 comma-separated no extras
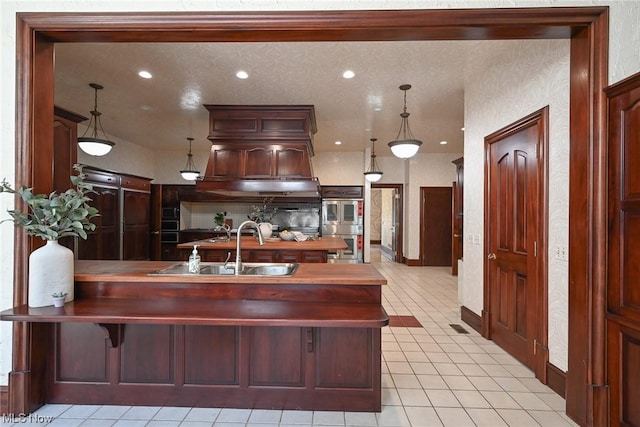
321,186,363,199
202,105,316,179
53,106,87,194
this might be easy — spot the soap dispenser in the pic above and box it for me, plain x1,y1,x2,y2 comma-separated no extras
188,245,200,273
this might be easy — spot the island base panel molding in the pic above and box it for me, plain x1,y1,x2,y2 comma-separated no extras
44,323,381,412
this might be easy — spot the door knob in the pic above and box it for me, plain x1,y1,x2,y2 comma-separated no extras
487,253,497,260
453,234,461,238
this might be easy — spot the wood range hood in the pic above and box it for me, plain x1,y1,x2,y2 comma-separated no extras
195,105,321,198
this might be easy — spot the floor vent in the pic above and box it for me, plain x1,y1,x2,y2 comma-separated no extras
449,323,469,334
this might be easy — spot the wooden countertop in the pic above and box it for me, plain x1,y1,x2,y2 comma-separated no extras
177,236,347,251
73,260,386,286
1,299,387,328
1,261,388,328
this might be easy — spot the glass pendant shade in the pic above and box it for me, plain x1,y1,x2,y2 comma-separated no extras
78,83,115,156
364,138,383,182
388,84,422,159
180,137,200,181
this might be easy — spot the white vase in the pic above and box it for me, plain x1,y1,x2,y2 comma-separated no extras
258,222,273,240
28,240,74,307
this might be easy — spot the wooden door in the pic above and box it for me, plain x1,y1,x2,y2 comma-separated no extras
606,72,640,427
484,109,546,375
420,187,452,266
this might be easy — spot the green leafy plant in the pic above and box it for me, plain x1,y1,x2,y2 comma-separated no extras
214,211,227,227
0,164,99,241
247,197,277,223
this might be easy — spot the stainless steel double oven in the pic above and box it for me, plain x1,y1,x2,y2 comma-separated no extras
321,199,364,263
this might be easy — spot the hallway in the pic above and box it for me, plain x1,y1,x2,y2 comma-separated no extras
3,254,577,427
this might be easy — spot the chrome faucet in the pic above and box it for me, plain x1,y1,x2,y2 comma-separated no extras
233,220,264,274
214,223,231,241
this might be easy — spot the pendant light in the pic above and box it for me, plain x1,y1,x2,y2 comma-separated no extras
180,137,200,181
364,138,383,182
388,84,422,159
77,83,115,156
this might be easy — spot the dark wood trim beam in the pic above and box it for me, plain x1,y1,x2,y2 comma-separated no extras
566,9,609,427
19,7,605,43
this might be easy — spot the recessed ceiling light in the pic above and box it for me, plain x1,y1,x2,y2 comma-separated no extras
342,70,355,79
138,70,152,79
335,141,343,145
236,70,249,79
440,140,448,145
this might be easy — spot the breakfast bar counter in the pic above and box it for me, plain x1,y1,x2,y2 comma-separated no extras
1,260,388,413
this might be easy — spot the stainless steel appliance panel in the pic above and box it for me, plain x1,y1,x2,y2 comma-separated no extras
327,234,363,263
321,199,363,226
322,223,364,236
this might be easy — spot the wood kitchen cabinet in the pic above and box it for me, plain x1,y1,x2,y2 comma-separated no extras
1,261,386,412
321,186,363,198
53,106,87,194
206,144,312,179
78,167,152,260
53,106,87,251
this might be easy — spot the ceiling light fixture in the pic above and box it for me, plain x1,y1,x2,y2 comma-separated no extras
364,138,383,182
343,70,355,79
77,83,115,156
138,70,152,79
179,137,200,181
236,70,249,79
387,84,422,159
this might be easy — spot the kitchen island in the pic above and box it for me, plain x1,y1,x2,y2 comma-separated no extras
177,235,348,263
1,260,387,413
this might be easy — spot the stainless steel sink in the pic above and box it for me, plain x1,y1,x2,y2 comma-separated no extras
149,262,299,276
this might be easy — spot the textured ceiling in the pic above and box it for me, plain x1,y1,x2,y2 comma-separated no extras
54,41,484,156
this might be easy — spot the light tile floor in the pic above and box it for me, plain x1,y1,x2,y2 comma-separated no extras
1,248,578,426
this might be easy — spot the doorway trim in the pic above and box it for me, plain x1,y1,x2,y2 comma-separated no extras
482,107,550,384
10,7,608,425
371,183,404,263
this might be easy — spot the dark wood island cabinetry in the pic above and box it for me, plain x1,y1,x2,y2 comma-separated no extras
1,261,387,413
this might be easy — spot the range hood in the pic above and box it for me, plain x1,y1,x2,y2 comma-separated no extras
195,105,321,198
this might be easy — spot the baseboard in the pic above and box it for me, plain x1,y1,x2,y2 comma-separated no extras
370,239,381,244
546,362,566,398
1,385,7,415
460,306,482,334
404,258,421,266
